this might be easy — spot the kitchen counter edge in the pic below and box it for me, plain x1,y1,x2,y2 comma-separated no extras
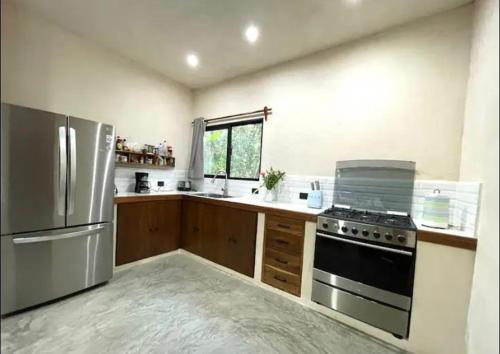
114,192,320,222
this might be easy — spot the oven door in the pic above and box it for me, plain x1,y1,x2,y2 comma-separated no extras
313,232,415,309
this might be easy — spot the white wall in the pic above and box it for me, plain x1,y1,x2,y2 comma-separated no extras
459,0,499,353
194,6,473,180
1,2,193,169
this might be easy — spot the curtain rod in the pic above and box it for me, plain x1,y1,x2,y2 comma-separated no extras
192,106,273,125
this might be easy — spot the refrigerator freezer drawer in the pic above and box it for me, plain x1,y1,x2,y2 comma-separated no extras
1,223,113,315
312,280,410,338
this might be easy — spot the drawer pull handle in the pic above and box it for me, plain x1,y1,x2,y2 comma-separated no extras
274,275,287,283
275,258,288,264
276,239,289,245
277,223,291,229
193,226,200,232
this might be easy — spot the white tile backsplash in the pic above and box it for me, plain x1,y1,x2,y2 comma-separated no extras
115,168,481,235
114,167,187,193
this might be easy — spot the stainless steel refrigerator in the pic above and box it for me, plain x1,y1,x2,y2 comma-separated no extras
1,103,115,315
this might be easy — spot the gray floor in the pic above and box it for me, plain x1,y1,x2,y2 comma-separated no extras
1,254,407,354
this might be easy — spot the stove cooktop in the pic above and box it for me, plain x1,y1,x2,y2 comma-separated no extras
321,207,416,230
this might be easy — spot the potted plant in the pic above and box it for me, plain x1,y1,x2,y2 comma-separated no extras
260,167,286,202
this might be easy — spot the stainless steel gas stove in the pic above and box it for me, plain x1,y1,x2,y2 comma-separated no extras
312,160,417,339
317,207,417,248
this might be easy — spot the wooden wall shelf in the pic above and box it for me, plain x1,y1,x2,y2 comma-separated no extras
115,162,174,170
115,150,175,168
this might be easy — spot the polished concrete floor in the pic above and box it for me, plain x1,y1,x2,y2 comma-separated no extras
2,254,407,354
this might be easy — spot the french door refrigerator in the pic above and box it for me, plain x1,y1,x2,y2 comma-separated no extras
1,103,115,315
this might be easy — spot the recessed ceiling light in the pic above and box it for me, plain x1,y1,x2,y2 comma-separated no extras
345,0,361,5
186,54,199,68
245,25,260,44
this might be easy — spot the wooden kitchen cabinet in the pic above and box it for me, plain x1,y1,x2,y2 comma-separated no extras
116,200,181,266
181,200,202,255
181,200,257,277
262,214,305,296
223,207,258,277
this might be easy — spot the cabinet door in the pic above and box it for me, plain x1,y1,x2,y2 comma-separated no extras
149,200,181,256
116,200,181,266
225,208,257,277
181,200,202,255
200,203,227,265
116,202,151,265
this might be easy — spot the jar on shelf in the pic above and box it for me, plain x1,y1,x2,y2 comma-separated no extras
116,136,123,150
161,140,167,156
167,146,173,158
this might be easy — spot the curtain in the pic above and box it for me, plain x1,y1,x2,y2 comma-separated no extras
188,118,207,188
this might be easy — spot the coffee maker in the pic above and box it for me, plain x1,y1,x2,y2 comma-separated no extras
135,172,151,193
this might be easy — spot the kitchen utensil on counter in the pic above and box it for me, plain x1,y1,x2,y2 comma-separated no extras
177,180,192,191
422,188,450,229
307,180,323,209
135,172,151,193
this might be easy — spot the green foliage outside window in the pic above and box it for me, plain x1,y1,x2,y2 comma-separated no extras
203,121,263,180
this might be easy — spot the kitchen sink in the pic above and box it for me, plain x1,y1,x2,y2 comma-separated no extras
190,192,235,199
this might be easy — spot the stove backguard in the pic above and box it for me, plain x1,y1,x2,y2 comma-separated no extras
333,160,416,215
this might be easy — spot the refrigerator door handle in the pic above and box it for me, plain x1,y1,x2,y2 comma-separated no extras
58,126,67,216
68,127,77,215
12,225,105,244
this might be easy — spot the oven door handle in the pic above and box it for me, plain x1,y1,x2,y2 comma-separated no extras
316,232,413,256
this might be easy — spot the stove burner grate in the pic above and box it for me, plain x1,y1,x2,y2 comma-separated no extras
322,207,413,228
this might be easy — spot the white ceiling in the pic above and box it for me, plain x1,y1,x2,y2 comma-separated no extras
12,0,471,89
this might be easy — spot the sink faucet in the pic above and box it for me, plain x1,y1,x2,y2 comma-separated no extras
211,170,228,196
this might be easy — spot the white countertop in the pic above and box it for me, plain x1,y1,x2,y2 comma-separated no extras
115,190,325,216
413,219,475,239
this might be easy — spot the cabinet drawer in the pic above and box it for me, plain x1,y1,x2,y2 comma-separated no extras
266,214,304,236
265,229,303,255
262,265,301,296
264,248,302,275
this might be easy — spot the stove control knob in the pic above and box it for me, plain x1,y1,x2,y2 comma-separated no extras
322,223,329,229
385,233,393,241
351,227,358,235
373,231,381,239
341,226,349,233
362,229,369,237
397,235,407,243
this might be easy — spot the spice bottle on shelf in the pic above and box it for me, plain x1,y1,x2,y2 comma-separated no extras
122,139,129,151
162,140,168,156
116,136,123,150
167,146,173,158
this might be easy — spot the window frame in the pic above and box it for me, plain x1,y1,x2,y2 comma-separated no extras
204,118,264,181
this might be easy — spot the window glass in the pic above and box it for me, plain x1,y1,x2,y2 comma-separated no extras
230,123,262,179
203,119,263,181
203,129,228,176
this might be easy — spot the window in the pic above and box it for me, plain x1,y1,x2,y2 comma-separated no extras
204,119,263,180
